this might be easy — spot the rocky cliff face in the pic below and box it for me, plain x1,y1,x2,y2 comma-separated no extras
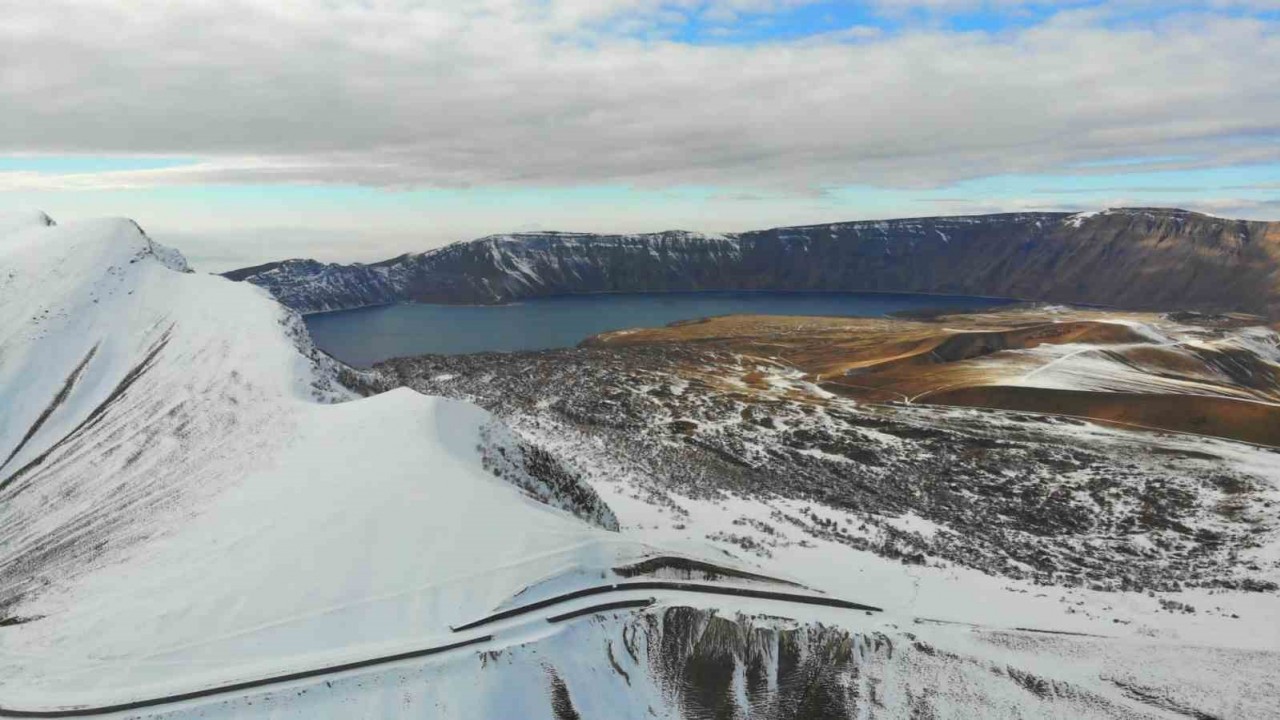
226,209,1280,318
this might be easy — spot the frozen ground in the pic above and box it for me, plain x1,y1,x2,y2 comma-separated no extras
0,214,652,709
383,342,1280,594
378,324,1280,716
2,213,1278,718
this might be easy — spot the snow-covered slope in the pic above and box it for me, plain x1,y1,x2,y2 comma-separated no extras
0,214,658,709
1000,321,1280,401
4,213,1278,718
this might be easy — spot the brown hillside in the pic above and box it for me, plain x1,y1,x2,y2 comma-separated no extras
590,309,1280,446
927,386,1280,448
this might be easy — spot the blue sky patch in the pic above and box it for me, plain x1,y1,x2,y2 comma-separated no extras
640,1,1280,45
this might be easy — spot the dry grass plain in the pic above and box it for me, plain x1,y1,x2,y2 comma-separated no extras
589,308,1280,446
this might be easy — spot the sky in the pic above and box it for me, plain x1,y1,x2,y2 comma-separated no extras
1,0,1278,271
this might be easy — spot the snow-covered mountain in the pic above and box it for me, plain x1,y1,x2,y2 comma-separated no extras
3,213,1278,718
0,213,654,713
227,209,1280,318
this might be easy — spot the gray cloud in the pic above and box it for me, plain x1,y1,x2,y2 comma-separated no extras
1,1,1278,192
1030,186,1213,194
1223,182,1280,190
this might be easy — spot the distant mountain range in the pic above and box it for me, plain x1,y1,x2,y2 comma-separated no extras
224,208,1280,318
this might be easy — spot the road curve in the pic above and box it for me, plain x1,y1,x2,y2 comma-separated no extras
547,598,656,623
451,580,882,632
0,635,493,719
0,582,878,718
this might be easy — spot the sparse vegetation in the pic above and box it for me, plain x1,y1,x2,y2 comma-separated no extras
372,314,1280,594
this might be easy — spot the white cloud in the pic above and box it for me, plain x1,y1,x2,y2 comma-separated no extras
0,1,1276,193
873,0,1280,11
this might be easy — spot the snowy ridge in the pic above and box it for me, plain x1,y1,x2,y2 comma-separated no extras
0,211,54,237
0,214,664,709
224,213,1074,313
227,207,1280,320
7,213,952,718
4,213,1279,717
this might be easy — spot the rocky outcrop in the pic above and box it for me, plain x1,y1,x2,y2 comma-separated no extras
225,208,1280,318
525,606,1233,719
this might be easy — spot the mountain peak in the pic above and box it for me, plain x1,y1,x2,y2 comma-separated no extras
0,210,56,237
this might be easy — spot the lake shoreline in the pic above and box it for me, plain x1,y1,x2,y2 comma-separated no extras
305,290,1016,367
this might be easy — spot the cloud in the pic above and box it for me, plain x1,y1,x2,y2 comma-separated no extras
910,194,1280,221
0,1,1277,194
1170,196,1280,218
1224,181,1280,190
1030,186,1212,194
871,0,1280,12
160,225,418,273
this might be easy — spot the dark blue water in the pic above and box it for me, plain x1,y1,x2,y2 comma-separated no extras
305,291,1013,367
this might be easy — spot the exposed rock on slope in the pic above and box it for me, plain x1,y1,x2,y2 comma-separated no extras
375,331,1280,594
170,601,1280,719
227,208,1280,318
5,212,1279,718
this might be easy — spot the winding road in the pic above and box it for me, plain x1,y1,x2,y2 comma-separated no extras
0,581,880,718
